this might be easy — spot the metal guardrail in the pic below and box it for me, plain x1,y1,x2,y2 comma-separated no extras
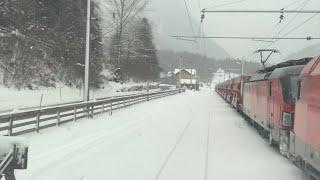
0,89,184,136
0,151,13,175
0,90,161,114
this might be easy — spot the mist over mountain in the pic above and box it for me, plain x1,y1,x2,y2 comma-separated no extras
157,50,260,82
286,43,320,60
144,0,230,59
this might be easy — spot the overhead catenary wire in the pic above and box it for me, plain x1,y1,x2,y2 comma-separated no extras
264,13,319,49
171,35,320,40
257,0,311,50
200,1,319,64
206,0,248,9
283,13,319,37
201,9,320,14
196,0,201,12
183,0,197,42
278,0,311,36
283,0,304,9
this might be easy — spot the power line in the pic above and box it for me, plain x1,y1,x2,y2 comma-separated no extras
183,0,197,42
200,23,207,57
265,13,319,49
176,37,197,42
207,0,248,9
183,0,197,54
283,13,319,37
278,0,311,35
202,9,320,14
171,35,320,40
196,0,201,11
283,0,304,9
257,0,311,50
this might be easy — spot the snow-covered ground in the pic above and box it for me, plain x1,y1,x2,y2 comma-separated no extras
14,89,302,180
0,82,159,112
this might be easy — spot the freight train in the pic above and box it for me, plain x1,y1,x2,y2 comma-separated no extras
215,56,320,180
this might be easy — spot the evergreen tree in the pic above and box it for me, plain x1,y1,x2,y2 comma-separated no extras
109,17,160,81
133,18,160,80
0,0,105,89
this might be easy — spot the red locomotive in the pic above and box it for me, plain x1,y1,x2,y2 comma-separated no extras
215,57,320,179
290,56,320,179
242,63,305,155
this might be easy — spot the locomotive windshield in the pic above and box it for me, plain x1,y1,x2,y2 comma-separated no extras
281,75,300,103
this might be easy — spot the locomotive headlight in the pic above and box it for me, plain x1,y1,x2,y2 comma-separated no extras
282,112,293,127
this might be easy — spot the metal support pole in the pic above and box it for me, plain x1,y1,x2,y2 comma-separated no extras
147,82,150,101
84,0,91,102
240,57,245,96
110,99,113,116
241,57,244,76
73,107,77,122
8,116,13,136
57,110,60,126
36,112,40,133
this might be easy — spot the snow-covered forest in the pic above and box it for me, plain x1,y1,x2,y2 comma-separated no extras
0,0,160,89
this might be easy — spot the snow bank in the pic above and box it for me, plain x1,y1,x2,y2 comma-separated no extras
0,82,160,112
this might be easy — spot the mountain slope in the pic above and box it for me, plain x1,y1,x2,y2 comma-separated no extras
144,0,230,59
286,43,320,60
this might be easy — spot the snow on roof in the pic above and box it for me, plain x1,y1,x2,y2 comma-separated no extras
174,69,197,75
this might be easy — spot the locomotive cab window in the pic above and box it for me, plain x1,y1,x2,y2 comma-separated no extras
281,75,300,103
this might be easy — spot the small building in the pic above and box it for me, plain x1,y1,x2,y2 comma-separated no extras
174,69,199,90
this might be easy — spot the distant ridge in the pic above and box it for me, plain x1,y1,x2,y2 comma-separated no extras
286,43,320,60
145,0,230,59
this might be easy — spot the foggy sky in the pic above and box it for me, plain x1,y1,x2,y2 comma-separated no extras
97,0,320,65
161,0,320,64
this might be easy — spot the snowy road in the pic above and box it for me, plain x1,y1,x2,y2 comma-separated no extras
15,89,302,180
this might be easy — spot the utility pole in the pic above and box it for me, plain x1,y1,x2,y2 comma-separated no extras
84,0,91,102
240,57,245,96
241,57,244,76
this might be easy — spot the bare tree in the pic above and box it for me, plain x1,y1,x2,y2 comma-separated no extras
105,0,148,68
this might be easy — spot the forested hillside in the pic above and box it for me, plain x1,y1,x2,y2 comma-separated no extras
0,0,104,89
0,0,161,89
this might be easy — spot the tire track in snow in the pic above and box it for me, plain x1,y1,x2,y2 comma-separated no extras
23,108,163,180
204,113,211,180
153,119,192,180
